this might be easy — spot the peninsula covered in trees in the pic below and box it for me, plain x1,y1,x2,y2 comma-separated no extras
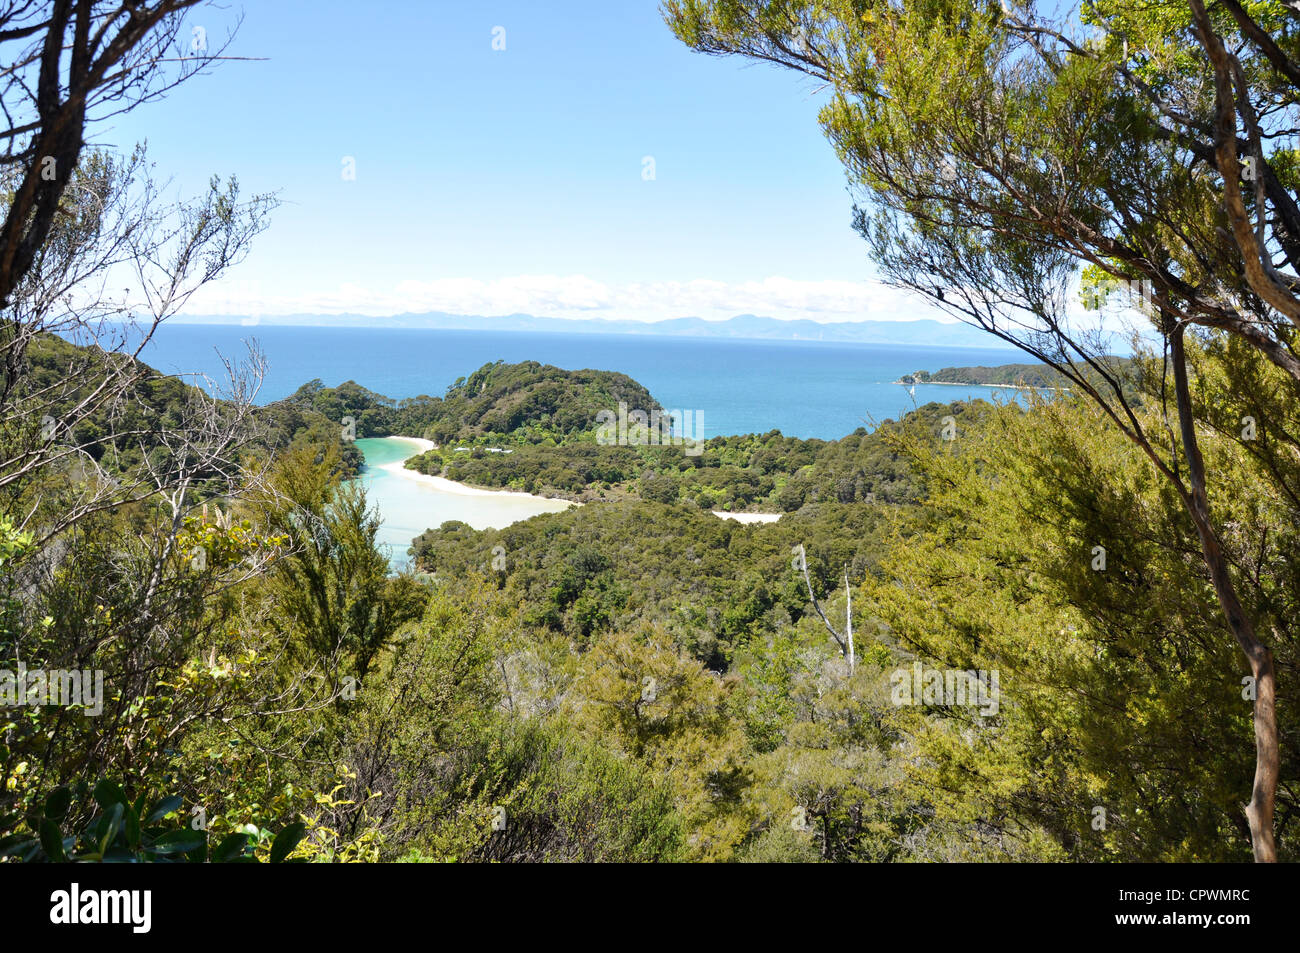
897,362,1061,387
291,359,937,509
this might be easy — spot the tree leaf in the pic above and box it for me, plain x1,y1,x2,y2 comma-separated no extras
145,828,206,855
212,831,251,863
269,822,306,863
123,801,141,848
44,786,73,822
96,802,124,855
39,818,65,861
185,837,209,864
93,779,127,811
143,794,183,825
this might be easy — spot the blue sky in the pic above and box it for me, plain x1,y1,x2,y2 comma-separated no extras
100,0,953,323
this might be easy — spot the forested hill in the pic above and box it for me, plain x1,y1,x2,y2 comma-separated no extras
26,334,361,475
898,358,1134,391
899,363,1062,387
288,360,660,444
286,357,984,510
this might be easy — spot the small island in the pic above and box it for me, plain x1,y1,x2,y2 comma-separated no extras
896,362,1063,388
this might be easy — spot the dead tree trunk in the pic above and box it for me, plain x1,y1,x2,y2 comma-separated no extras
796,543,854,673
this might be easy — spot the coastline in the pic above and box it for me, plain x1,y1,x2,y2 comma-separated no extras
894,379,1042,390
370,438,783,523
379,436,575,505
386,435,437,454
712,510,782,524
383,461,576,504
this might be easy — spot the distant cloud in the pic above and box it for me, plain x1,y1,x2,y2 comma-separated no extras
185,274,956,324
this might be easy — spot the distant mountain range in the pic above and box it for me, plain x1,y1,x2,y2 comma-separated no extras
170,311,1015,350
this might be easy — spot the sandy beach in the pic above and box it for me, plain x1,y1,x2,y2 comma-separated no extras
380,436,577,505
389,436,437,453
379,438,779,520
712,511,782,524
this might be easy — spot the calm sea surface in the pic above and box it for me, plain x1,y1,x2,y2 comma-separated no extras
126,324,1026,440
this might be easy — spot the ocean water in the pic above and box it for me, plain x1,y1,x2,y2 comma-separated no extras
126,324,1028,441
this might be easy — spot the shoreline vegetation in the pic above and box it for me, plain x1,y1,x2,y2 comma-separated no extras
318,354,1038,578
895,362,1061,388
296,361,944,514
294,358,1051,555
375,436,577,504
372,436,784,521
894,358,1132,393
894,378,1036,390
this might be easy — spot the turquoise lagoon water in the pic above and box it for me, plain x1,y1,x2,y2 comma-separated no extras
355,437,571,569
